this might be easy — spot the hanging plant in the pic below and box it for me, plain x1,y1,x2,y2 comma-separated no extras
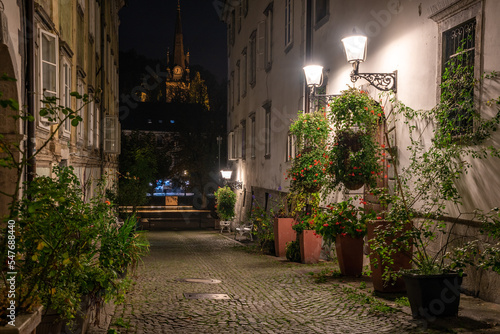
327,87,384,190
214,186,236,221
287,111,330,193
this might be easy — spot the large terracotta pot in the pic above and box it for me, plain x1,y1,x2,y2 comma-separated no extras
335,234,364,276
273,218,296,257
299,230,322,264
367,220,412,292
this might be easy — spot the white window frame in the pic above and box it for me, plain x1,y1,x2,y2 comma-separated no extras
60,56,72,137
76,78,85,141
104,115,120,154
228,131,236,161
87,95,94,148
95,105,100,150
39,29,59,126
286,132,296,162
284,0,293,51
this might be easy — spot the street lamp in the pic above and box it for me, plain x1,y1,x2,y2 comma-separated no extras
341,35,397,92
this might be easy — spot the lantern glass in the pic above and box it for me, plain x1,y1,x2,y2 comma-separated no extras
341,35,367,63
303,65,323,87
220,170,232,180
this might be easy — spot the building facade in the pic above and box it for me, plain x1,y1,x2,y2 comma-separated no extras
0,0,123,217
224,0,500,302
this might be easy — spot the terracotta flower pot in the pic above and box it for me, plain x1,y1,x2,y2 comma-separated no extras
335,234,364,276
273,218,296,257
367,220,412,292
299,230,322,264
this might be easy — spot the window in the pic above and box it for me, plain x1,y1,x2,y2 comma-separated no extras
250,113,256,159
236,60,240,105
229,10,235,46
95,106,100,149
228,131,236,160
241,48,247,98
249,30,257,87
315,0,329,28
104,115,119,154
264,3,273,71
284,0,293,51
241,120,246,160
76,79,84,141
237,4,242,33
88,96,94,148
89,0,96,40
60,57,71,135
242,0,248,17
230,71,235,111
441,19,476,135
40,30,58,124
264,102,271,158
286,133,296,162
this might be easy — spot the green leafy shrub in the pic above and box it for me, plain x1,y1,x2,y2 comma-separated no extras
214,186,236,221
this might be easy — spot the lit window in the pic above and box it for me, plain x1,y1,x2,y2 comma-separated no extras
104,115,120,154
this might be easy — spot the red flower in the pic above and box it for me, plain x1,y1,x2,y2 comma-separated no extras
377,216,382,220
105,201,111,205
323,223,329,227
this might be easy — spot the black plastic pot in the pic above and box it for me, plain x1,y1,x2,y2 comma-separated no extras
403,272,464,319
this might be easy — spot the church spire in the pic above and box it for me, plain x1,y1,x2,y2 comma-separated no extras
173,0,185,69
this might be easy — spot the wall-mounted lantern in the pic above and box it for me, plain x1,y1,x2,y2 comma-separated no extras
341,35,397,92
220,169,242,190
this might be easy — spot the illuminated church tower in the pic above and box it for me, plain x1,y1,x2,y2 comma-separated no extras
165,0,190,102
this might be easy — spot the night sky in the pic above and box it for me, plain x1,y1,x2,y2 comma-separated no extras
119,0,228,82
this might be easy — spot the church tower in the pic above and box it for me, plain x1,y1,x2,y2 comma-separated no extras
165,1,190,102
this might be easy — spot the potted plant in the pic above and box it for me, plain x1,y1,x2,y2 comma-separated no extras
214,186,236,231
369,44,500,318
271,193,296,258
327,87,383,190
314,197,374,276
249,197,275,254
292,210,322,264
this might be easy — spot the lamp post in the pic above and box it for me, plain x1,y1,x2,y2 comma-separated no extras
341,35,397,92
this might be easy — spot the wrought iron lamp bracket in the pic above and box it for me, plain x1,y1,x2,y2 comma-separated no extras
225,180,243,190
350,62,397,93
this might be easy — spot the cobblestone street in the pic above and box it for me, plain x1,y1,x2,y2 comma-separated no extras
104,230,428,334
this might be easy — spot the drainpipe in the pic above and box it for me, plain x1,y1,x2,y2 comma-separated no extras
304,0,312,113
26,0,35,184
100,0,106,176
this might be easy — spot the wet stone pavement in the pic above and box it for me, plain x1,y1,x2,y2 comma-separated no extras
95,230,438,334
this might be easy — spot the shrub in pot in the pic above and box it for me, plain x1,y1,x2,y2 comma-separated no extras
369,45,500,318
314,197,375,276
292,212,322,264
214,186,236,223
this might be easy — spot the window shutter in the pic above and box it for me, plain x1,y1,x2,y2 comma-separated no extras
104,115,119,154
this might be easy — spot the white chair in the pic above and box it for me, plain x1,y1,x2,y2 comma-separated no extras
219,220,231,233
234,221,253,241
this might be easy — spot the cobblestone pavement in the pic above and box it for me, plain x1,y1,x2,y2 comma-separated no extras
107,230,427,334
